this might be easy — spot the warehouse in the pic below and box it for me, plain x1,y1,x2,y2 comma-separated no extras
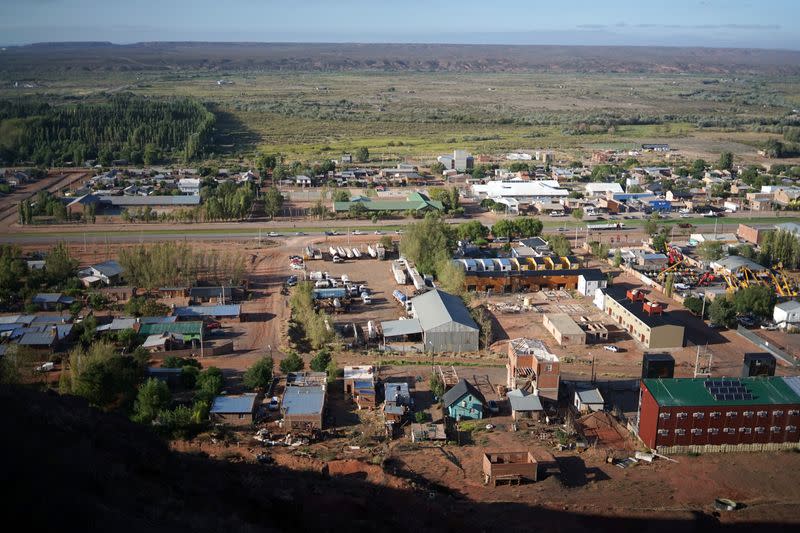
543,313,586,346
406,289,479,353
638,377,800,452
602,288,685,349
457,266,602,294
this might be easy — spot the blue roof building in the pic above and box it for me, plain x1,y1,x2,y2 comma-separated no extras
173,305,241,320
210,394,259,426
281,385,326,431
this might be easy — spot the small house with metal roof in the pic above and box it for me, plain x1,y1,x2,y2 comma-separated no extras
442,378,486,420
210,393,260,426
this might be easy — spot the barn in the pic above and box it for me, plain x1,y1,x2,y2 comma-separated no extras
410,289,479,353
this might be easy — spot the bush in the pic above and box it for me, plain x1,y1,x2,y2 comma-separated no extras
181,366,200,389
310,348,331,372
132,378,171,424
156,405,195,439
414,411,429,423
196,367,224,395
243,356,274,390
163,356,202,369
279,352,305,374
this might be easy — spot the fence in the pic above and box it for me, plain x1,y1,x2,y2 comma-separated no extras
658,442,799,454
151,341,234,359
736,326,797,366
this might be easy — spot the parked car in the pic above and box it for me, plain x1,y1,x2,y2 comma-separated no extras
360,292,372,304
761,321,779,331
267,232,282,237
332,255,343,263
603,345,620,352
268,396,280,411
324,231,335,236
286,275,298,287
737,315,758,328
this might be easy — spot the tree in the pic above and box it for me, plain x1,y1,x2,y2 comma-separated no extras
651,234,668,254
332,190,350,202
243,356,274,390
696,240,724,262
683,296,707,318
309,348,332,372
430,161,446,175
132,378,171,424
571,208,584,222
613,249,623,267
589,241,610,260
279,351,304,373
455,220,489,242
709,296,737,328
399,213,455,276
196,367,224,395
74,356,143,411
643,214,660,236
45,242,78,286
356,146,369,163
491,219,517,240
548,234,572,257
263,187,284,219
733,285,776,318
515,217,543,237
436,258,467,298
718,151,734,171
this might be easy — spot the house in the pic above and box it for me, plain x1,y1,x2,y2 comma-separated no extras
383,382,412,422
574,387,605,413
79,260,124,285
146,367,184,388
637,376,800,452
332,192,443,213
31,293,74,311
178,178,201,195
584,182,624,198
188,286,245,304
344,366,376,409
210,394,259,426
482,451,538,486
173,305,242,321
506,338,560,398
507,389,544,421
601,288,685,349
542,313,586,346
442,378,486,420
736,223,774,246
282,372,327,432
774,300,800,329
577,271,608,297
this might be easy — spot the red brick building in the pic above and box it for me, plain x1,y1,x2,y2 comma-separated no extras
638,377,800,452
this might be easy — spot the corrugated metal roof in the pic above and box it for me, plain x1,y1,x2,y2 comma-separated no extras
18,332,55,346
142,334,168,348
91,260,124,277
173,305,241,318
384,382,410,404
139,321,202,336
411,289,478,332
210,394,258,414
644,377,800,407
507,389,544,412
104,195,200,206
282,386,325,416
442,379,485,408
576,388,604,405
380,318,423,337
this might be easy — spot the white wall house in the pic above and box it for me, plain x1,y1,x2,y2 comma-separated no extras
774,300,800,328
577,273,608,297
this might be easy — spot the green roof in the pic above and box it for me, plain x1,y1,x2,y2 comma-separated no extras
643,377,800,407
333,194,443,212
139,321,203,337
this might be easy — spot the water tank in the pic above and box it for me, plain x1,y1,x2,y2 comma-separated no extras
642,352,675,379
742,353,776,377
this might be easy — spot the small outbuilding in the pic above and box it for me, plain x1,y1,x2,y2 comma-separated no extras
506,389,544,421
543,313,586,346
210,394,259,426
482,451,538,486
574,387,604,413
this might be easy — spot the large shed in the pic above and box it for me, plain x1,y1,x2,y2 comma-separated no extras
410,289,479,353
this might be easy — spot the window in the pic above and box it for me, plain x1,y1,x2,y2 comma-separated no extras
238,414,245,420
659,412,671,420
757,411,768,418
710,412,721,419
771,426,781,433
755,427,765,434
788,410,799,416
693,412,705,419
726,411,738,418
657,429,669,436
774,410,784,417
740,427,752,434
545,364,552,372
787,426,797,432
743,411,754,418
675,429,686,436
708,428,719,435
676,412,688,420
691,428,703,435
723,428,736,434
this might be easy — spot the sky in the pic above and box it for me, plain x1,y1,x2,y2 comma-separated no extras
1,0,798,50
